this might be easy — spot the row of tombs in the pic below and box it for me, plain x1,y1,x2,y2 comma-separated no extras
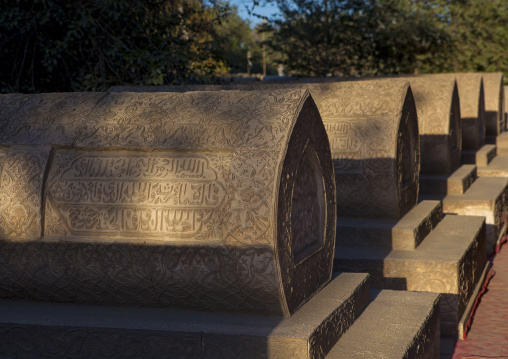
1,72,508,358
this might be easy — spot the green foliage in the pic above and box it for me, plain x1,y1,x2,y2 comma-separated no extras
446,0,508,73
267,0,369,76
264,0,508,77
0,0,228,93
363,0,453,75
213,7,280,75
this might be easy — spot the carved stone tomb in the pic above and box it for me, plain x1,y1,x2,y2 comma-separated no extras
0,90,440,358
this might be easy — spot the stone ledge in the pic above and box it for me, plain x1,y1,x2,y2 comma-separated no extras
461,144,497,167
496,132,508,154
420,165,477,196
441,176,508,255
0,272,371,359
477,154,508,177
326,290,440,358
458,261,492,339
334,215,486,336
336,201,442,251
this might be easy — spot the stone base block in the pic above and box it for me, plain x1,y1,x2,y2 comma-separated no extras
420,165,477,196
496,132,508,154
486,135,497,145
461,144,497,166
477,154,508,177
326,290,440,358
458,261,492,339
334,215,486,337
0,273,370,359
336,201,442,251
439,176,508,255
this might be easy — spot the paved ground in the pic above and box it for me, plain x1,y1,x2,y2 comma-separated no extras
442,239,508,358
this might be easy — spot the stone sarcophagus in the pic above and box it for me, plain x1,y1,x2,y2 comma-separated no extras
298,80,420,221
403,76,462,176
0,89,336,317
453,73,486,151
482,72,505,140
113,80,420,221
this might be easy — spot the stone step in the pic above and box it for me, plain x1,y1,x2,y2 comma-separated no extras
496,131,508,154
334,214,487,337
0,272,371,359
326,290,440,358
461,144,497,166
420,164,477,196
336,201,442,251
440,176,508,255
477,153,508,177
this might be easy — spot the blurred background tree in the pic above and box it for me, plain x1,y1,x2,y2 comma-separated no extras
0,0,229,93
446,0,508,73
2,0,508,93
213,6,280,75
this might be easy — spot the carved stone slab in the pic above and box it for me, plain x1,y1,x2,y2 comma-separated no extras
482,72,505,137
0,273,373,359
452,73,486,150
400,76,461,175
0,90,336,317
112,79,420,220
0,146,51,241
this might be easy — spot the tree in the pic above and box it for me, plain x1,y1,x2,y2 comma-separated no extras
0,0,229,93
213,7,280,76
445,0,508,74
266,0,369,76
363,0,453,75
265,0,453,76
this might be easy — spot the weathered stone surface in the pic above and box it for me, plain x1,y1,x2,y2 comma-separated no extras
399,76,461,175
0,146,51,241
482,72,505,138
336,201,442,251
461,144,496,166
334,214,486,336
420,164,476,196
454,73,486,151
326,290,440,358
496,131,508,154
0,90,336,316
440,176,508,255
113,80,420,220
477,154,508,177
0,272,370,359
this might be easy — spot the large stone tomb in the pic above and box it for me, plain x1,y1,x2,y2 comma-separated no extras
0,90,440,358
116,80,489,339
495,86,508,153
407,74,508,256
472,73,508,179
482,72,505,143
0,90,337,316
111,79,488,337
314,80,487,338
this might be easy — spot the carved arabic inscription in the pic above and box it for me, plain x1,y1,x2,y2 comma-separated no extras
45,150,230,241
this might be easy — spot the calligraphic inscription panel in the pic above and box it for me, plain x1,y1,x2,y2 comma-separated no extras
45,150,231,242
0,147,50,241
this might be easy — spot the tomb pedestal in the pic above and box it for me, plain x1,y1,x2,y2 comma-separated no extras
0,272,440,359
334,201,487,337
420,165,508,256
0,90,441,358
